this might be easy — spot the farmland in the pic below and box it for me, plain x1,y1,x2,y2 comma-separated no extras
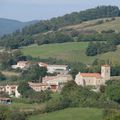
22,42,120,64
29,108,103,120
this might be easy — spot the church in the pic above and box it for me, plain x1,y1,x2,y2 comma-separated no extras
75,65,110,87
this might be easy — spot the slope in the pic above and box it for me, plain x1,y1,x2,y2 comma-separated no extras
61,17,120,33
22,42,120,64
29,108,103,120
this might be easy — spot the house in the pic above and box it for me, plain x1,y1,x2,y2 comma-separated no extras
28,82,50,92
28,74,72,92
38,62,69,74
5,85,21,98
38,62,48,68
12,61,69,74
42,74,72,84
11,61,30,69
47,65,68,74
75,65,110,87
0,98,11,104
28,82,59,92
0,85,21,98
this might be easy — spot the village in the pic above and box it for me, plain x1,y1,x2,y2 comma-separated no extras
0,60,111,104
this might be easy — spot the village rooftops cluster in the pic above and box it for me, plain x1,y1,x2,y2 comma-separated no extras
11,61,69,74
1,63,111,101
29,74,72,92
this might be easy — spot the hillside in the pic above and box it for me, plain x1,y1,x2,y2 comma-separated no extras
29,108,102,120
0,18,38,36
22,42,120,64
62,17,120,33
1,6,120,48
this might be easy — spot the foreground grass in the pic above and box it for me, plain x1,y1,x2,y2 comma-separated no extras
22,42,120,64
29,108,103,120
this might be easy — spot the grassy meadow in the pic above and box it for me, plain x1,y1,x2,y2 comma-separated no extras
63,17,120,33
22,42,120,64
29,108,103,120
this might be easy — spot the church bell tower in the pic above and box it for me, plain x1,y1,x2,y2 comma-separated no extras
101,65,110,81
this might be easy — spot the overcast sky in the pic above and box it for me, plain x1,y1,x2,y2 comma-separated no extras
0,0,120,21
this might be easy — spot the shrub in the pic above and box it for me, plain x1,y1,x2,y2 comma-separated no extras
7,112,27,120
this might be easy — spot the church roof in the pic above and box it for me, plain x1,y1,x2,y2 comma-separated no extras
80,73,101,78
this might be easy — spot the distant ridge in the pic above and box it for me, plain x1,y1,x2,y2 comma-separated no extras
0,18,39,36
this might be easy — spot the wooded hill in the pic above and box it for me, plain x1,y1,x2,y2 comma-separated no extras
0,5,120,49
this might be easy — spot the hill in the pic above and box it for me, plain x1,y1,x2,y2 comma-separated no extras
22,42,120,64
1,5,120,48
0,18,38,36
29,108,103,120
62,17,120,33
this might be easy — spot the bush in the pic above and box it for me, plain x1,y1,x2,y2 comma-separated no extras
0,72,6,81
45,97,69,112
103,109,120,120
7,112,27,120
95,20,104,25
0,106,10,120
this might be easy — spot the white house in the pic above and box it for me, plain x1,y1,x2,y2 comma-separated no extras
38,62,48,68
11,61,30,69
47,65,68,73
5,85,21,98
0,85,21,98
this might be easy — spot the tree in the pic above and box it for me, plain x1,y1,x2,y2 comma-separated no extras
86,42,97,56
7,112,27,120
0,52,12,70
105,80,120,103
21,64,47,82
18,82,33,98
28,90,51,103
0,72,6,81
61,81,98,107
0,106,9,120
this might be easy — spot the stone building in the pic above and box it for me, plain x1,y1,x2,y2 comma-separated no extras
75,65,110,87
0,85,20,98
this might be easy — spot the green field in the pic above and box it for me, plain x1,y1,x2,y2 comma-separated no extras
22,42,93,64
22,42,120,64
29,108,103,120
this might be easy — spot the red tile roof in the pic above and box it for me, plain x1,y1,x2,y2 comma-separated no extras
80,73,101,78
